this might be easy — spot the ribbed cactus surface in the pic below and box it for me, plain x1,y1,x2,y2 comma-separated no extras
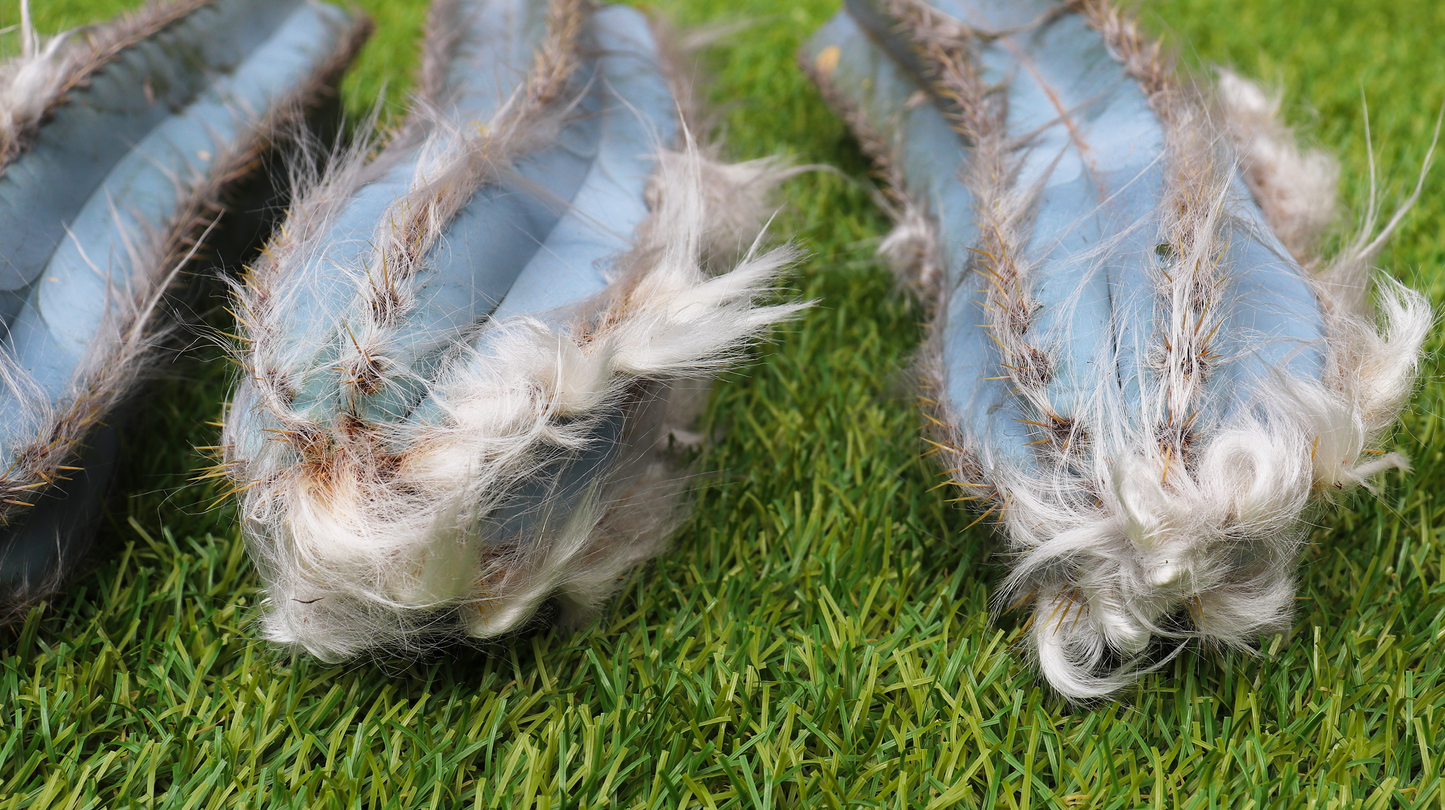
804,0,1431,698
0,0,367,618
222,0,803,660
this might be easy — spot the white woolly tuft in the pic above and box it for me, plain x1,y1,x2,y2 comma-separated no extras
223,3,804,660
1216,69,1340,263
648,151,808,271
0,28,76,160
878,201,944,292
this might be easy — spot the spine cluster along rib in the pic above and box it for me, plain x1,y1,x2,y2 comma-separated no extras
803,0,1431,698
221,0,803,660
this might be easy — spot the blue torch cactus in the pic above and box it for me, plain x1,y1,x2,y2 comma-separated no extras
804,0,1431,698
221,0,804,660
0,0,367,619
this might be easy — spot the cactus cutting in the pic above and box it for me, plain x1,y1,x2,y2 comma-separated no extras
803,0,1432,698
220,0,804,660
0,0,368,619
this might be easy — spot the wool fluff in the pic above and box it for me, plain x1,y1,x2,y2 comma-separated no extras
0,0,367,619
220,0,803,660
804,0,1431,699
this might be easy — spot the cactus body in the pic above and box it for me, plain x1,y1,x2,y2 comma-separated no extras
223,0,802,660
804,0,1431,698
0,0,368,618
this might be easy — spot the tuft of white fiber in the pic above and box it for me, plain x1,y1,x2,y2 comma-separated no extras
804,0,1432,699
220,0,804,660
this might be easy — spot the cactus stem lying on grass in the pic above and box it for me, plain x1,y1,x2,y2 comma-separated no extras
221,0,806,660
804,0,1432,698
0,0,369,620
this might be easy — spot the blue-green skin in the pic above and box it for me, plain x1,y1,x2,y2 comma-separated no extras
0,0,357,599
274,0,557,428
467,7,677,533
0,0,300,324
806,0,1325,489
234,3,677,543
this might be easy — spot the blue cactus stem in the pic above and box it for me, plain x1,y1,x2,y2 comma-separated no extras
0,0,366,613
234,1,677,536
407,6,678,542
224,0,803,660
803,0,1399,698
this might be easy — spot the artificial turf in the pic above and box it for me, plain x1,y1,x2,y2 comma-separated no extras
2,0,1444,806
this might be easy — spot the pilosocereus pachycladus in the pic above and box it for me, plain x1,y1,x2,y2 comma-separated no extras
0,0,367,620
803,0,1431,698
221,0,805,659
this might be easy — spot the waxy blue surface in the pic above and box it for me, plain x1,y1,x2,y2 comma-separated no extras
0,0,356,594
235,2,679,546
809,0,1326,478
0,0,298,302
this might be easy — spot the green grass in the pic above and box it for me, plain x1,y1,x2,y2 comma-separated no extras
2,0,1444,806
